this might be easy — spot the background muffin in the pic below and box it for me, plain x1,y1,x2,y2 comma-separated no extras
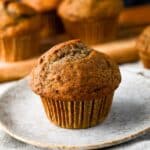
22,0,63,39
30,39,121,129
0,0,42,62
136,26,150,69
58,0,124,45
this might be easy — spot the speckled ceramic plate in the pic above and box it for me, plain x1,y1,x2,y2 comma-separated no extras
0,70,150,150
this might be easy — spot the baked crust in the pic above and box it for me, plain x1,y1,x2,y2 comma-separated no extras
0,0,42,37
58,0,123,21
30,40,121,101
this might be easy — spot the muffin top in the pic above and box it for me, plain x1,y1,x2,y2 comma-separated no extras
58,0,123,21
0,0,42,37
22,0,60,12
30,40,121,101
137,26,150,55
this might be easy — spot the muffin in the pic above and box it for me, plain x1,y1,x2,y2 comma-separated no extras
0,0,42,62
22,0,63,39
29,39,121,129
58,0,123,45
137,26,150,69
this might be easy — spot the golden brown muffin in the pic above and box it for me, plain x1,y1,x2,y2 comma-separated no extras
30,39,121,129
0,0,42,62
136,26,150,69
22,0,63,39
58,0,124,45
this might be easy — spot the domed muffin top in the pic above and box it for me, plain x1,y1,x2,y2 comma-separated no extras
137,26,150,55
0,0,42,37
22,0,60,12
58,0,123,21
30,40,121,101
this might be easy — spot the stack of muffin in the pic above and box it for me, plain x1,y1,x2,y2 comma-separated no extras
0,0,125,63
21,0,124,46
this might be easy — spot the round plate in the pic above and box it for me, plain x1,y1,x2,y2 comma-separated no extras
0,70,150,150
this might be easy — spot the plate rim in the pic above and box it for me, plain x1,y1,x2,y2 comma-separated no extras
0,121,149,150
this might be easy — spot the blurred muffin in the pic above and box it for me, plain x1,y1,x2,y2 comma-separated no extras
0,0,42,62
137,26,150,69
30,39,121,129
22,0,63,39
58,0,124,45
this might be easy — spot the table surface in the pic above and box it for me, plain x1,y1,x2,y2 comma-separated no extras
0,63,150,150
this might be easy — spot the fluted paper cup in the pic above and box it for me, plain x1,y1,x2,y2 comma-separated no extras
41,93,114,129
